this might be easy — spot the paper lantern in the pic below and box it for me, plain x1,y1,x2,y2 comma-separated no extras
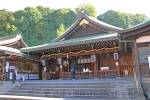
91,55,96,62
57,58,62,65
41,60,45,66
113,53,119,60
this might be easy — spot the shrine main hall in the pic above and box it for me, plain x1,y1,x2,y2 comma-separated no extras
1,11,150,82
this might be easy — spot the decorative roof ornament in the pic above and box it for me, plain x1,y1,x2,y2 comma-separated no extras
79,19,89,28
81,9,84,13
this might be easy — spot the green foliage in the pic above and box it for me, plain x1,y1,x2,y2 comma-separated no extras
97,10,148,29
0,6,76,46
0,6,148,46
75,3,97,17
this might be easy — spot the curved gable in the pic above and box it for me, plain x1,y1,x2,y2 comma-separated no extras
52,11,123,42
0,34,28,48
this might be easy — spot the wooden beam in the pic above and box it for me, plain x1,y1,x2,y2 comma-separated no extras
45,49,118,58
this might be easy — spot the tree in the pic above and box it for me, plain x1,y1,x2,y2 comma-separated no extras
0,6,148,46
75,3,97,17
97,10,148,29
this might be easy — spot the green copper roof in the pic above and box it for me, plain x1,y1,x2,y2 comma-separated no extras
119,18,150,34
20,33,118,52
0,46,25,56
0,46,40,60
0,34,28,47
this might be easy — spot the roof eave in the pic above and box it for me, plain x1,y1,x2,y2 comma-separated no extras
119,19,150,34
20,35,118,52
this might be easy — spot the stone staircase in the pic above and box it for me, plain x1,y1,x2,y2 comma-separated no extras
0,78,146,100
0,81,17,94
146,87,150,99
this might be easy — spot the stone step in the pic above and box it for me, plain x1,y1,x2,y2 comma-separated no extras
11,87,141,91
0,89,11,92
22,82,135,85
8,89,144,93
0,95,145,100
0,78,145,100
29,84,135,86
17,85,140,88
0,84,17,87
146,91,150,99
0,84,17,86
22,82,136,85
0,92,7,95
5,92,144,99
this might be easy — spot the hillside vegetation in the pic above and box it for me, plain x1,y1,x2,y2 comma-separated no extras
0,5,148,46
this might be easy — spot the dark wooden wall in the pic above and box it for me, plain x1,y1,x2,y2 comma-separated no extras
99,52,132,69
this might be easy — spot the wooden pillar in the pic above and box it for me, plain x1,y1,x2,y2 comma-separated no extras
133,41,141,78
93,62,97,77
116,59,121,77
115,49,121,77
1,56,6,81
44,58,48,80
132,47,136,71
93,54,97,78
68,60,70,72
59,55,63,79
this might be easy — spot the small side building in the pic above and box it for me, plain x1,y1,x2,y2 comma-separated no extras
0,34,40,81
119,19,150,95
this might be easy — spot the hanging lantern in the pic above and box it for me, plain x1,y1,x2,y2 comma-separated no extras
67,53,69,59
57,58,62,65
91,55,96,62
113,53,119,60
41,60,45,66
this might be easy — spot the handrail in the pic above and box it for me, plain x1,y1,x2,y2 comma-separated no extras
133,68,140,95
0,73,7,85
0,73,6,77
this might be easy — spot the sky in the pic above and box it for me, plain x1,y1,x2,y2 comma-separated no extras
0,0,150,17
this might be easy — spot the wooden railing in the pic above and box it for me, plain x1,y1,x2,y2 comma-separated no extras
133,68,140,95
45,73,56,80
140,64,150,77
120,67,133,77
0,73,7,85
97,69,116,78
59,69,117,79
